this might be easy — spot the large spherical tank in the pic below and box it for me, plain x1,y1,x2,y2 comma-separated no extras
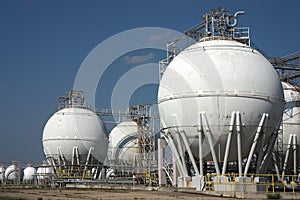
282,82,300,164
0,167,4,182
158,39,284,161
5,165,19,182
42,107,108,164
23,166,37,182
109,121,139,165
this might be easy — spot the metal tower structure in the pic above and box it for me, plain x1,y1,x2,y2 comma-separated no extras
97,104,157,185
269,52,300,175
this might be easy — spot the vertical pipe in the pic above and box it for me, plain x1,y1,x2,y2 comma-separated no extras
282,134,293,178
244,113,267,175
222,111,236,175
236,112,243,176
198,112,204,176
203,112,220,175
293,135,297,175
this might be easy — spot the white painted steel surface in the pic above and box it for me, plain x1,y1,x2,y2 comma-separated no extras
158,39,284,161
282,82,300,167
36,165,53,181
4,164,18,181
42,107,108,164
23,166,37,182
109,121,139,165
0,167,4,182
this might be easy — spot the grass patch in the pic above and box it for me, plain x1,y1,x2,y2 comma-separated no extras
266,192,281,199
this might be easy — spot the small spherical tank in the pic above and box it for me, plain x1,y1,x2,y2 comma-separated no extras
37,165,53,181
5,164,19,182
0,167,5,182
42,107,108,165
109,121,139,165
281,82,300,165
158,39,284,161
23,166,37,182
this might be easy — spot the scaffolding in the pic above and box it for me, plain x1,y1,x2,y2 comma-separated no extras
269,52,300,176
270,52,300,85
97,104,158,185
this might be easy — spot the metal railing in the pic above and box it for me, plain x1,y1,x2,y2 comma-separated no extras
205,173,300,193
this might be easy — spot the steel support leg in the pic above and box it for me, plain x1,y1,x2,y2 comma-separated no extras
202,112,220,175
260,131,278,173
293,135,297,175
282,134,293,178
164,134,186,176
256,132,266,174
244,113,268,175
222,111,236,175
236,112,243,176
180,130,200,176
198,112,204,176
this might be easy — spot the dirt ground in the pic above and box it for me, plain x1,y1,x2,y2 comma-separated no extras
0,188,245,200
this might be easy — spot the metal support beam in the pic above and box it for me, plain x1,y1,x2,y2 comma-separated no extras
293,135,297,175
171,114,188,176
244,113,268,175
260,131,278,173
175,131,188,175
83,147,93,177
236,112,243,176
282,134,293,178
198,112,204,176
256,132,266,174
180,129,200,176
158,138,167,186
272,152,281,180
202,112,220,175
222,111,236,175
172,114,200,176
75,147,80,166
164,134,186,177
58,147,66,167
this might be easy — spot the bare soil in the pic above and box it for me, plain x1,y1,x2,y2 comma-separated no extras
0,188,242,200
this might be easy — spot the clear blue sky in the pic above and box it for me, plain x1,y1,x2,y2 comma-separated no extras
0,0,299,164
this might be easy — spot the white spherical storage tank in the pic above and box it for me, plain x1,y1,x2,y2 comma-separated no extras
281,82,300,173
0,167,5,182
5,164,19,182
23,166,37,182
43,107,108,166
109,121,139,165
158,39,284,175
37,165,53,181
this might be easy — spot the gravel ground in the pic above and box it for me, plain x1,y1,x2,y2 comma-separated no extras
0,188,243,200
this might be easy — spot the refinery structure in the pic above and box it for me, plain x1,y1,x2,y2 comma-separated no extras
0,8,300,194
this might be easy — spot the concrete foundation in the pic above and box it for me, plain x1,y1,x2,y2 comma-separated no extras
191,175,204,191
178,176,192,188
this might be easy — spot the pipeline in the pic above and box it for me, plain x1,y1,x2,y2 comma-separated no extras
226,11,245,28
